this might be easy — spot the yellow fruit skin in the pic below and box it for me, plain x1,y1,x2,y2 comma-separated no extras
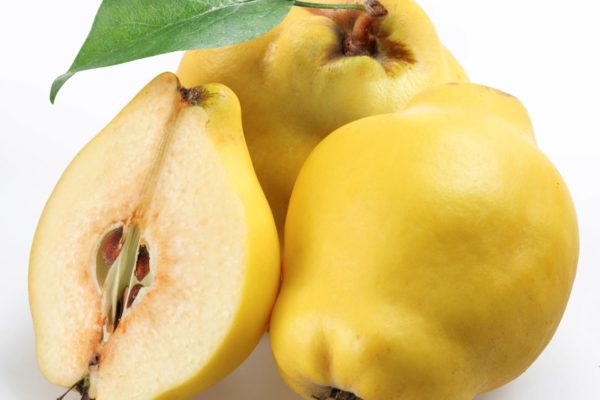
270,84,578,400
156,83,281,399
178,0,468,237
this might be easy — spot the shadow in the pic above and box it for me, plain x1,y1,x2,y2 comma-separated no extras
476,385,517,400
0,326,297,400
193,335,300,400
193,334,525,400
0,321,66,399
7,327,523,400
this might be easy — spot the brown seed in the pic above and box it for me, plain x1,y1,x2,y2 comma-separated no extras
101,227,123,265
180,86,205,105
135,245,150,281
127,284,144,307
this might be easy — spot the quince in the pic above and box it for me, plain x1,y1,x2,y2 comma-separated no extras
270,83,578,400
178,0,468,237
29,73,280,399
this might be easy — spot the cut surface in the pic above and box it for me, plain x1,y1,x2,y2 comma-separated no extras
92,106,246,400
28,74,267,399
30,74,182,385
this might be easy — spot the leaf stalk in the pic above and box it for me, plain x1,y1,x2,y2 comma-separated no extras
293,1,366,11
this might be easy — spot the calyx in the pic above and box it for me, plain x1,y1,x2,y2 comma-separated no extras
313,388,362,400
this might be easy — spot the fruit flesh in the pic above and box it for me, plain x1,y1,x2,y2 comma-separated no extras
30,76,180,386
178,0,469,239
271,84,578,400
29,73,280,399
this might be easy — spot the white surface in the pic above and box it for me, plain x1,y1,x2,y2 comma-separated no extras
0,0,599,399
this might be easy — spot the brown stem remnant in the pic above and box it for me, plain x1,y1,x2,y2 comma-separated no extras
344,0,388,56
56,376,92,400
313,388,363,400
364,0,387,17
179,86,204,106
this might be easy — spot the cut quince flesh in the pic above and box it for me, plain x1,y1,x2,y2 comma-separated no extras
29,73,280,399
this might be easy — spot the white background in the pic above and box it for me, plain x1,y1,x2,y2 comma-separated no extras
1,0,599,399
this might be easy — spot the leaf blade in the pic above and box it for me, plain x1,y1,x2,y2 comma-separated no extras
50,0,293,102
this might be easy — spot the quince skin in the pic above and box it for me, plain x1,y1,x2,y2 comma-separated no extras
270,83,578,400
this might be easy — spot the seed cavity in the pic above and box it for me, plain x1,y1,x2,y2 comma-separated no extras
92,223,156,386
88,352,100,368
98,224,156,345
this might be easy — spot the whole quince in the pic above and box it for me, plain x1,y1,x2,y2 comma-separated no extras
270,83,579,400
178,0,468,237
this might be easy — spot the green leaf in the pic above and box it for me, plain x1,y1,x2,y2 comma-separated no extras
50,0,294,103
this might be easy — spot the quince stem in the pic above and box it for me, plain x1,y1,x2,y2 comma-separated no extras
56,376,91,400
293,0,387,17
293,1,388,56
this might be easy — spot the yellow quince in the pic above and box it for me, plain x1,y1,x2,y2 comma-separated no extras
29,73,280,399
178,0,468,238
270,83,579,400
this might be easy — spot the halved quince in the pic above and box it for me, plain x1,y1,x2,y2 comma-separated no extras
29,72,280,399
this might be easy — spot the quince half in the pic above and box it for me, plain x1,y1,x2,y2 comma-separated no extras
29,73,280,399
